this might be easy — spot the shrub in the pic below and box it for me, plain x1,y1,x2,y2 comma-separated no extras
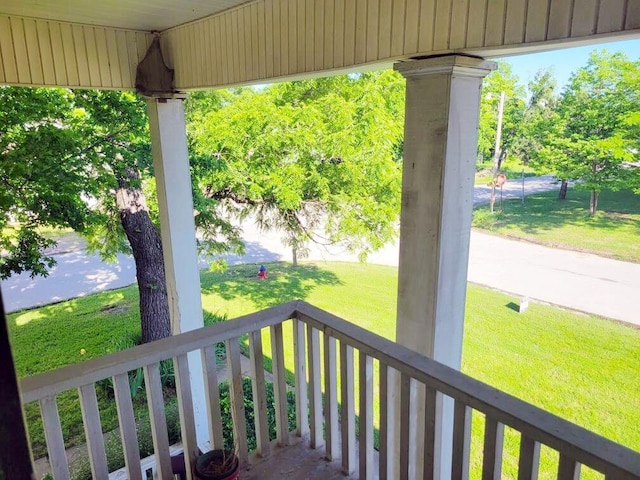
218,378,296,452
68,379,296,479
69,399,181,480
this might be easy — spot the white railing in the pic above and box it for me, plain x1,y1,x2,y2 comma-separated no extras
20,300,640,480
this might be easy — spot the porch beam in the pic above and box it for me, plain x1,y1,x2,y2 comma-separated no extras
394,55,495,479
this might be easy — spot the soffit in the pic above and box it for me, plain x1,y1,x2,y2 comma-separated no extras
0,0,253,31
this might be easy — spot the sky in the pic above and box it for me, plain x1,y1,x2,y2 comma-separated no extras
498,38,640,90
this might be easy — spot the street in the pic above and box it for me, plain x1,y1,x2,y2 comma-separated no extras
3,176,639,326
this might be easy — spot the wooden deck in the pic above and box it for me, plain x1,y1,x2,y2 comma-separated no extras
241,435,374,480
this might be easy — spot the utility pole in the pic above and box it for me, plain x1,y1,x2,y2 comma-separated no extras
489,91,505,213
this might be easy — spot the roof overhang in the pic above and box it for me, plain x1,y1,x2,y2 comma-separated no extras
0,0,639,91
0,0,253,32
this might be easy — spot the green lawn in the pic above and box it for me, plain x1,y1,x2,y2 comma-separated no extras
473,188,640,263
8,262,640,478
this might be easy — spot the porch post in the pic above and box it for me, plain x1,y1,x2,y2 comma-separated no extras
146,97,208,446
0,288,35,479
394,56,495,478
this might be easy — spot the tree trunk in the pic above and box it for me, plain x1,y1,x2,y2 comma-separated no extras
589,189,598,215
558,180,568,200
116,171,171,343
497,148,507,171
292,246,298,267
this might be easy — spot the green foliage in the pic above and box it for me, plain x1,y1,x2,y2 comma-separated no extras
477,62,527,165
218,378,296,452
0,86,243,279
69,399,182,480
0,87,148,274
0,87,99,278
513,68,559,166
188,72,404,262
95,332,145,399
203,311,229,361
66,380,296,479
530,51,640,211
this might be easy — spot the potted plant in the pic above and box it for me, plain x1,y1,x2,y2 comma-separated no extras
193,449,240,480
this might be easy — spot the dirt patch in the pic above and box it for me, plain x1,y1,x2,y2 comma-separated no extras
603,211,638,221
100,304,129,314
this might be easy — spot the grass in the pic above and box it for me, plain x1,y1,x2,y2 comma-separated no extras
473,188,640,263
7,262,640,478
10,289,143,459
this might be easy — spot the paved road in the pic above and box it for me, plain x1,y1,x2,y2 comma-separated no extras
4,175,639,327
473,174,559,204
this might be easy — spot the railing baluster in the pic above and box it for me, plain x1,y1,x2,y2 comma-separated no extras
452,399,472,480
324,334,339,460
307,326,324,449
249,329,270,457
293,319,309,437
558,454,581,480
379,364,389,480
359,353,374,479
270,323,289,446
174,353,198,474
20,303,640,480
424,386,442,480
78,383,109,478
518,434,540,480
482,417,505,480
226,337,249,464
340,342,356,475
201,345,224,450
143,362,172,480
39,395,71,480
113,373,142,480
399,372,411,480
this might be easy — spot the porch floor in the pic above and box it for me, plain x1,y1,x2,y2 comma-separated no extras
241,434,374,479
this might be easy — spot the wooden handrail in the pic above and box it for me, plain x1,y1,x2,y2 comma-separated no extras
20,301,297,403
293,301,640,479
18,299,640,479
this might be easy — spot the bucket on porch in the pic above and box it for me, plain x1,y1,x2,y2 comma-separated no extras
193,449,240,480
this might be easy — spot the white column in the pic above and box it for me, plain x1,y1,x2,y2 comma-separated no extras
147,97,208,446
394,56,495,479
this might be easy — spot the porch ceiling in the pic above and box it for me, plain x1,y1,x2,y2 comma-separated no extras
0,0,638,91
0,0,252,31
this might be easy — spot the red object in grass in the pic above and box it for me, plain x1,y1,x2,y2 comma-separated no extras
258,265,267,280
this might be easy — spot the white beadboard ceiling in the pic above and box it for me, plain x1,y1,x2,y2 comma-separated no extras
0,0,253,31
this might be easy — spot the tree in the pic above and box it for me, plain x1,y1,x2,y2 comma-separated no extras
1,73,404,340
477,62,526,168
516,69,569,198
533,51,640,213
0,88,242,342
188,72,405,265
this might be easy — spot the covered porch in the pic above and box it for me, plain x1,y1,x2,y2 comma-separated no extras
1,0,640,479
17,301,640,479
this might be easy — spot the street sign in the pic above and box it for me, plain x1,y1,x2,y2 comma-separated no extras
496,173,507,186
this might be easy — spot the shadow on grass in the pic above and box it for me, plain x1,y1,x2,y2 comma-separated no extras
505,302,519,312
200,262,343,310
474,189,640,236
